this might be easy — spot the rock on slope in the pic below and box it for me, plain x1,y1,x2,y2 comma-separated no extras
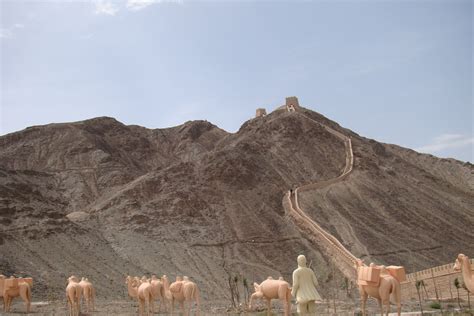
0,107,472,303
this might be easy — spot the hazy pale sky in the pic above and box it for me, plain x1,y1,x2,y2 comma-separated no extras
1,0,472,162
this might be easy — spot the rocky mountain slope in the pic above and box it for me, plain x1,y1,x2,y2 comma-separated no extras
0,107,472,304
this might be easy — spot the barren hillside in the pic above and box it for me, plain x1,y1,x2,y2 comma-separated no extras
0,107,472,304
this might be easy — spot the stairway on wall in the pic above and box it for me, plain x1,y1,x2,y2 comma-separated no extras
282,110,358,281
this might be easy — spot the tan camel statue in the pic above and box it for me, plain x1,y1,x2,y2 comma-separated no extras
249,277,292,316
137,279,154,316
126,275,139,299
163,275,200,316
66,276,82,316
356,259,401,316
79,277,95,312
182,275,200,315
454,253,474,293
161,275,174,310
0,275,32,313
150,274,167,312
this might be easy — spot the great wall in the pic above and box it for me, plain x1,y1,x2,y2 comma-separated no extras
263,97,473,302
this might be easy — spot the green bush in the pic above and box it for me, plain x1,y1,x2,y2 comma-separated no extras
429,302,441,309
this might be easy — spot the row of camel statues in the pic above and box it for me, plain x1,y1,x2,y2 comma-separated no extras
125,274,200,316
1,253,472,315
66,276,96,316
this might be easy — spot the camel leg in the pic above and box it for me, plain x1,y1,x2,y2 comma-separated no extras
21,286,31,313
180,301,185,316
249,293,256,311
151,298,155,316
383,299,390,316
67,296,71,316
266,298,271,316
6,295,12,312
282,299,289,316
360,290,368,316
184,299,191,316
377,298,383,316
4,295,8,313
139,298,144,316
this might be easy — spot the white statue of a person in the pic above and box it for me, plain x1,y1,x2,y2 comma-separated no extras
291,254,322,314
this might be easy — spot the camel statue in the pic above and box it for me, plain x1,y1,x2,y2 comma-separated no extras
66,276,82,316
137,279,154,316
161,275,174,310
150,274,167,312
126,275,139,299
79,277,95,312
0,275,32,313
163,275,200,316
355,259,401,316
454,253,474,293
249,277,292,316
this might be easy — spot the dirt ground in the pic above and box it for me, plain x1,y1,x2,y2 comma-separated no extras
5,298,472,316
1,298,370,315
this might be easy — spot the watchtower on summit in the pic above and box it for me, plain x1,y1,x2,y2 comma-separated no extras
286,96,300,112
255,108,267,118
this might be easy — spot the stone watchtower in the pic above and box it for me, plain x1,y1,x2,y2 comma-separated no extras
255,108,267,118
286,96,300,112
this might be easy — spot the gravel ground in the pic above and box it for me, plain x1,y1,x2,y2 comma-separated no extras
2,298,457,316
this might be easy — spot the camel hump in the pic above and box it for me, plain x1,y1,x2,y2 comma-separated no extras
385,266,406,282
261,278,290,289
18,277,33,287
169,282,183,293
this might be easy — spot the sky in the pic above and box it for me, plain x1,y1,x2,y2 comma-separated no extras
1,0,472,162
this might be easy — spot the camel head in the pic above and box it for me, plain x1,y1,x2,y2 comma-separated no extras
68,275,79,283
183,276,190,282
125,275,137,287
454,254,467,271
253,282,261,293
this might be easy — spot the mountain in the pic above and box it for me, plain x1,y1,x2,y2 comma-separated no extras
0,105,472,304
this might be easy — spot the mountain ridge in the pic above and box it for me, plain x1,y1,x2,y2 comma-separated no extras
0,106,472,303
